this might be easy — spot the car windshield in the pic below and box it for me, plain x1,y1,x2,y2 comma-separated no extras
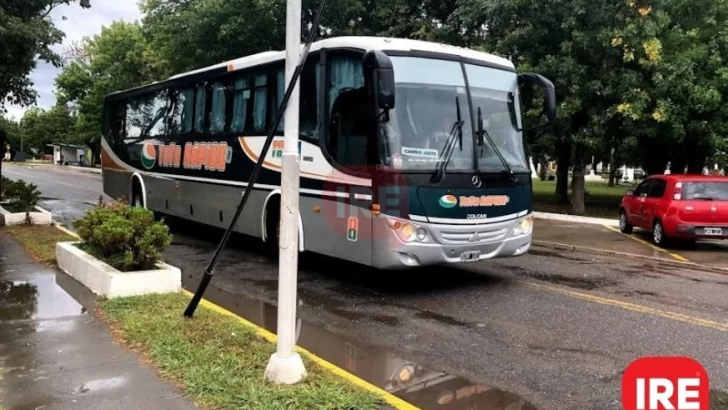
379,56,528,173
381,56,474,171
683,181,728,200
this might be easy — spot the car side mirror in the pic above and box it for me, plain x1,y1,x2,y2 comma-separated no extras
363,50,395,112
625,189,634,196
518,73,557,131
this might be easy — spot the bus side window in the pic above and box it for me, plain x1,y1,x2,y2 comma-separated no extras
168,87,195,135
300,55,320,140
325,54,366,167
329,87,369,167
209,82,226,134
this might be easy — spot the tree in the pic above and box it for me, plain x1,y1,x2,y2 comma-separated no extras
55,21,167,164
18,105,75,155
0,116,22,153
0,0,91,112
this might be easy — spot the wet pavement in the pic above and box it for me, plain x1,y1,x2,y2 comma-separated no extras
172,220,728,410
534,218,728,269
0,233,198,410
4,162,728,410
2,164,110,231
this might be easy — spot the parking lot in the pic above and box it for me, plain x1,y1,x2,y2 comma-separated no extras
4,163,727,410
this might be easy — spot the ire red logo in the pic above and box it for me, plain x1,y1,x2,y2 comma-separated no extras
622,356,709,410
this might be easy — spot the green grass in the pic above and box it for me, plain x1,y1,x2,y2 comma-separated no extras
3,225,77,264
100,293,382,410
532,179,637,218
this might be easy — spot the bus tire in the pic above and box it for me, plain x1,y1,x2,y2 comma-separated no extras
264,196,280,257
130,177,145,208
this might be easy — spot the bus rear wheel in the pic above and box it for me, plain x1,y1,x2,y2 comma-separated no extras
131,180,144,208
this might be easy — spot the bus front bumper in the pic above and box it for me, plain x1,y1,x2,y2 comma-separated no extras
371,213,534,270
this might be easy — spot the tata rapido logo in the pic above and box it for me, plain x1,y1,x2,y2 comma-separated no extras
439,195,457,208
141,142,157,169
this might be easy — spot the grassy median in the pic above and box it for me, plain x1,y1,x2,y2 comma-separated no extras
532,179,633,218
100,293,381,410
3,225,77,264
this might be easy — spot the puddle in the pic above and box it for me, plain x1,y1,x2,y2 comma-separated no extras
186,282,537,409
0,275,85,321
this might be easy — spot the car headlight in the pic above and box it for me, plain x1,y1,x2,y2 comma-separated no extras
512,215,534,236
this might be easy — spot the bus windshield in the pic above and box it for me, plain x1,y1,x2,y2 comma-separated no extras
381,56,529,173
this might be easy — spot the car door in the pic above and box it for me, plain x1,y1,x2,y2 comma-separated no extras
629,179,653,228
642,177,667,226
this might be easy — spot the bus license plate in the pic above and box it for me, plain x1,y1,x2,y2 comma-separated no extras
460,251,480,262
703,227,723,236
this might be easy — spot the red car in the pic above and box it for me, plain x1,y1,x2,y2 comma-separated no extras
619,174,728,246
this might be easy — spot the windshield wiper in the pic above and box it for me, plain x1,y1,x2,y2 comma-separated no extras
431,97,464,183
689,196,715,201
477,106,516,181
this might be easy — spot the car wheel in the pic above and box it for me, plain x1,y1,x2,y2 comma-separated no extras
652,220,667,247
619,210,633,234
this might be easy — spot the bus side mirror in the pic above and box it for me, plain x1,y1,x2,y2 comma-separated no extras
363,50,395,112
518,73,556,123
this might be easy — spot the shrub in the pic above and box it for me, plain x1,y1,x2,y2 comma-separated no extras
9,179,41,212
74,200,173,272
0,176,11,200
1,179,41,223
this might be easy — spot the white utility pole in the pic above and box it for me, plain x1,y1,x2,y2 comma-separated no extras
264,0,306,385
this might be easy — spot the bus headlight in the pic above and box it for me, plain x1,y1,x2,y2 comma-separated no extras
386,219,432,243
512,215,534,236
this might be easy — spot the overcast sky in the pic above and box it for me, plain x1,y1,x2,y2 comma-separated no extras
4,1,142,121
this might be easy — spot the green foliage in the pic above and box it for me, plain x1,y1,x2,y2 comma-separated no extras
17,105,76,154
0,0,91,111
54,21,167,153
2,179,41,212
0,176,11,200
74,200,173,272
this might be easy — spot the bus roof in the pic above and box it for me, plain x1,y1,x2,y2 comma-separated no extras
105,36,515,99
169,36,515,80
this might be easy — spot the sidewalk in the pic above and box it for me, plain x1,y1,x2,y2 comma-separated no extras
0,233,198,409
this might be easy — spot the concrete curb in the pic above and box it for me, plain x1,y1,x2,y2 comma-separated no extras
534,211,619,227
532,240,728,275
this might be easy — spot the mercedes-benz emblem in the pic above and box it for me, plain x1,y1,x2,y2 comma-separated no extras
471,175,482,187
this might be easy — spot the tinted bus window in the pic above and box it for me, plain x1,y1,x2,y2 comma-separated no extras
231,77,250,132
252,73,267,132
169,88,195,135
210,82,226,133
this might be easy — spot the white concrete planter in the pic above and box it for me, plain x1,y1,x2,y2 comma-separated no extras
0,204,52,226
55,241,181,298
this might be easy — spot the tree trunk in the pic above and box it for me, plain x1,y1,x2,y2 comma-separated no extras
555,139,571,205
571,147,586,215
608,147,617,187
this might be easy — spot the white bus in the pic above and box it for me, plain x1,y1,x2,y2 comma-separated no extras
100,36,555,269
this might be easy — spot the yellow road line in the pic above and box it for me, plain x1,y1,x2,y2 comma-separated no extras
181,289,420,410
602,224,689,262
524,282,728,332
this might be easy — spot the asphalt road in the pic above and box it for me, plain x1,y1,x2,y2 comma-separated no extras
4,164,727,410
